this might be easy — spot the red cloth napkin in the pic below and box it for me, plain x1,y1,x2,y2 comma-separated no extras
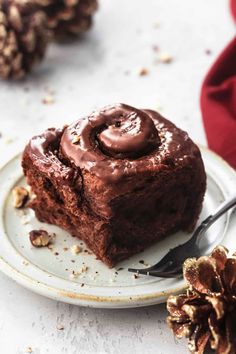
231,0,236,20
200,0,236,169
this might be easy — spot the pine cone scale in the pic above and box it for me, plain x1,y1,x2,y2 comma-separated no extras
184,256,224,295
9,5,23,32
223,258,236,295
188,326,211,354
211,245,228,272
182,303,212,323
206,295,225,320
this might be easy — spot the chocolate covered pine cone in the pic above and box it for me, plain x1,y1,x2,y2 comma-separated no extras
167,246,236,354
0,0,50,79
34,0,98,37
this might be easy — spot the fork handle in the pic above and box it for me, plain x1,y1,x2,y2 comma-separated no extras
193,195,236,241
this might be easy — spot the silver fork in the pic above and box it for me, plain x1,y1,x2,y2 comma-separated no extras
128,195,236,278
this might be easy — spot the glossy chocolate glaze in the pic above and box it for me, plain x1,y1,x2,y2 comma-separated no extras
60,104,199,182
25,104,200,183
24,127,77,184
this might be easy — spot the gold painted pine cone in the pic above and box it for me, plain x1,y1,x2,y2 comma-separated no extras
0,0,50,79
167,246,236,354
34,0,98,37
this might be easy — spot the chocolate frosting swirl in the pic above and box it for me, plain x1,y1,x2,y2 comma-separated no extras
95,104,160,158
61,104,160,160
60,104,163,180
58,103,196,182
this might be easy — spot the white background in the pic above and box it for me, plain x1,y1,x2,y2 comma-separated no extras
0,0,234,353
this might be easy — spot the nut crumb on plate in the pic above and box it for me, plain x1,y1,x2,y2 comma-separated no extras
26,347,33,353
29,230,52,248
70,244,82,255
133,273,139,279
69,270,79,279
139,260,150,267
12,186,29,208
80,265,88,273
69,265,88,279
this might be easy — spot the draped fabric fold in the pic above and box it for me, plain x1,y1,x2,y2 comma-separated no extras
200,0,236,169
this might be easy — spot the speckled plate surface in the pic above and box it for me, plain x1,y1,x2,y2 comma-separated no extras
0,147,235,308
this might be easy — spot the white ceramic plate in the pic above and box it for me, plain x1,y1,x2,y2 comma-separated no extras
0,147,236,308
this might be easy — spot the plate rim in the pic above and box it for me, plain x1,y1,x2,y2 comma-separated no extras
0,146,235,308
0,254,186,307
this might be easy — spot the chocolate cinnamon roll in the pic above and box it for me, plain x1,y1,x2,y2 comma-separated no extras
22,104,206,267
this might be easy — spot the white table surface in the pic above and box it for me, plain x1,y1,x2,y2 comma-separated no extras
0,0,234,353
